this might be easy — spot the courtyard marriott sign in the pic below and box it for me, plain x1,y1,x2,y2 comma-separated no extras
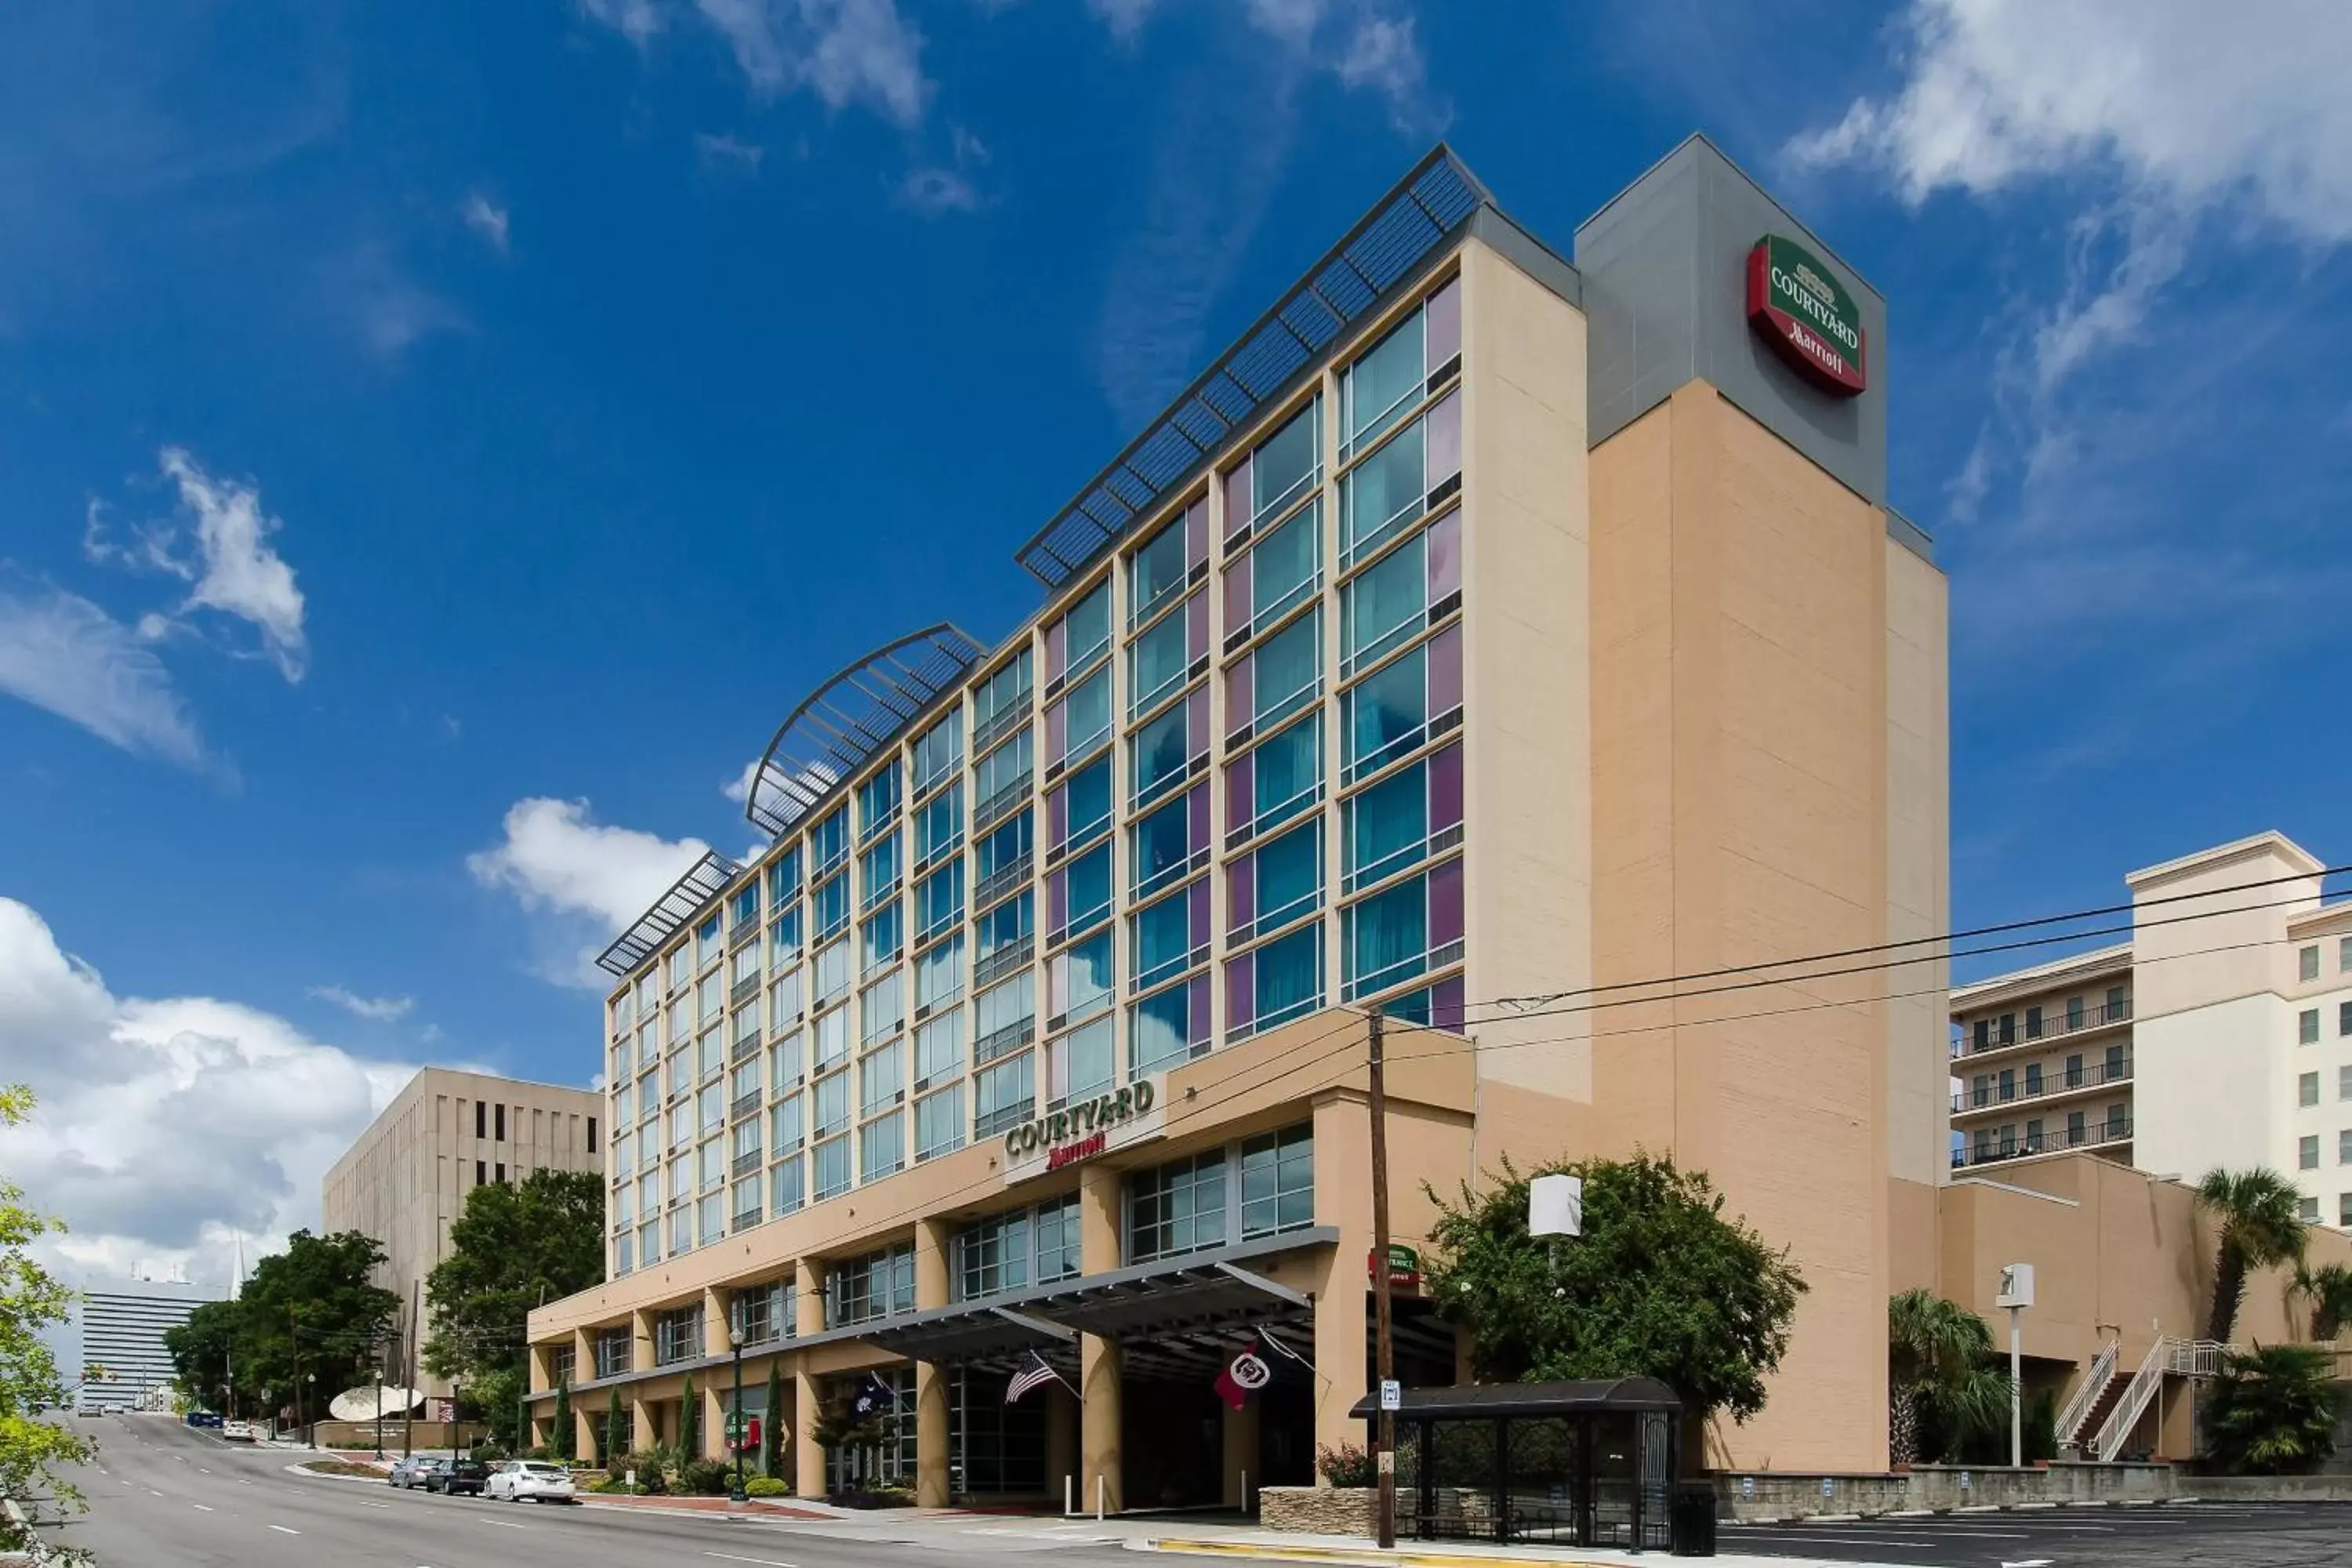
1002,1076,1166,1185
1745,234,1866,396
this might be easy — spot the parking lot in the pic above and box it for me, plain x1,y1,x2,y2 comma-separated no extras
1724,1501,2351,1566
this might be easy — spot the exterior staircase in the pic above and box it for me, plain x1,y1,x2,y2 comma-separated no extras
2056,1339,2121,1457
2087,1336,2226,1461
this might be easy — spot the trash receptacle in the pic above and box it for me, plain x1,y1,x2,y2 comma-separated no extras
1669,1479,1716,1557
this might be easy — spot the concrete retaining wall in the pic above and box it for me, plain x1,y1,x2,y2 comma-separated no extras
1716,1464,2174,1520
2180,1473,2352,1503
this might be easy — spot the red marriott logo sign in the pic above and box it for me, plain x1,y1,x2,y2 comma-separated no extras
1746,234,1865,396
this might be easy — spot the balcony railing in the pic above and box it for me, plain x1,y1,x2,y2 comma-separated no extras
973,772,1033,834
1956,1000,2132,1057
731,1091,763,1123
731,1029,762,1064
1953,1116,2133,1171
1953,1052,2133,1113
972,697,1033,757
974,935,1035,989
974,854,1034,913
974,1016,1035,1065
731,975,760,1007
729,917,762,951
731,1150,762,1178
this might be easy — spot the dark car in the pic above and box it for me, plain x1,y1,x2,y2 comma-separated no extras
430,1459,490,1497
187,1411,224,1429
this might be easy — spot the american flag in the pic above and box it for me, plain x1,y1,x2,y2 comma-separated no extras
1006,1351,1061,1404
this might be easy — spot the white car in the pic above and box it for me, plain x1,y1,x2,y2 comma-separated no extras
487,1460,575,1504
220,1421,255,1443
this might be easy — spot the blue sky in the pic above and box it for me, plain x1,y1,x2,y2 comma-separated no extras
2,0,2348,1282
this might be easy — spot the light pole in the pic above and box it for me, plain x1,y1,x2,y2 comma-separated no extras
373,1361,387,1460
303,1374,315,1449
453,1377,466,1460
728,1327,747,1504
1996,1264,2035,1469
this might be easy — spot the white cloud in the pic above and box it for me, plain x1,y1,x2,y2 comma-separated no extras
588,0,931,129
1334,14,1434,132
695,131,768,173
0,898,415,1290
155,448,309,681
306,985,415,1022
1086,0,1154,42
0,586,209,771
462,191,511,253
720,757,763,803
467,797,710,986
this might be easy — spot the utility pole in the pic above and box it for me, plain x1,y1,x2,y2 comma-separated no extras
1368,1004,1396,1551
403,1283,419,1460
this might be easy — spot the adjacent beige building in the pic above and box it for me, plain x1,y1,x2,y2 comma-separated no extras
323,1067,604,1396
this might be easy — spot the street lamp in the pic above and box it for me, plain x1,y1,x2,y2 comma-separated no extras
453,1377,466,1461
728,1327,747,1504
303,1374,316,1449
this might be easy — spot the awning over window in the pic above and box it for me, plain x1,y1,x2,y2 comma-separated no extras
860,1304,1074,1367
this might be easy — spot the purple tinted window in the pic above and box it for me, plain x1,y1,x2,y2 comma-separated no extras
1187,779,1210,851
1431,973,1465,1033
1187,688,1210,766
1045,618,1065,686
1225,654,1254,736
1428,625,1463,720
1222,459,1252,544
1185,499,1208,571
1047,780,1069,850
1425,278,1461,372
1429,742,1464,833
1425,389,1461,494
1047,866,1068,935
1189,880,1213,951
1223,556,1251,641
1229,855,1255,938
1188,975,1213,1047
1187,591,1209,664
1226,951,1256,1033
1428,509,1461,604
1225,750,1254,834
1429,858,1465,949
1045,699,1067,767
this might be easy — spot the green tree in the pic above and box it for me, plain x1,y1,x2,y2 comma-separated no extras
761,1363,784,1477
2203,1343,2340,1474
551,1378,573,1460
1422,1152,1806,1443
1886,1288,2011,1466
422,1169,604,1451
2195,1168,2308,1343
2292,1261,2352,1341
605,1387,626,1468
164,1231,397,1417
1,1087,94,1557
680,1374,701,1460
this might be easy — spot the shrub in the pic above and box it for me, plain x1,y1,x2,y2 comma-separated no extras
682,1457,735,1496
2205,1343,2339,1475
1316,1443,1375,1487
746,1475,789,1498
470,1443,509,1465
612,1450,670,1494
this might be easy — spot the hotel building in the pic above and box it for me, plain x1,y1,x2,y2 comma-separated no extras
526,135,1954,1496
1951,831,2352,1223
324,1067,605,1397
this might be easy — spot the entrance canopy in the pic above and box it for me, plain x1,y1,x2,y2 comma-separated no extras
1345,1377,1681,1421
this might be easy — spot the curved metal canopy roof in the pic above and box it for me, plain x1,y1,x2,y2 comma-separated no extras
743,623,985,837
595,848,744,978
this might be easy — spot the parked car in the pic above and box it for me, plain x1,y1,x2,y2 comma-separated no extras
430,1458,490,1497
220,1420,254,1442
486,1460,576,1504
187,1411,224,1429
387,1457,439,1489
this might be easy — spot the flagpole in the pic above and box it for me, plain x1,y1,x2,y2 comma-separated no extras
1368,1004,1396,1551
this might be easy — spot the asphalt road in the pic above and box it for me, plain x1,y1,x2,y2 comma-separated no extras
1725,1501,2352,1567
43,1414,1142,1568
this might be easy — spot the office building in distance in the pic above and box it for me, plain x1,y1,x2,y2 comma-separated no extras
72,1279,222,1412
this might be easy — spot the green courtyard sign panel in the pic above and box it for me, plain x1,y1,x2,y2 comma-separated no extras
1746,234,1866,396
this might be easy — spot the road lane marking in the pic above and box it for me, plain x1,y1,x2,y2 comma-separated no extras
481,1519,527,1529
706,1555,798,1567
149,1490,165,1497
193,1504,213,1512
358,1500,390,1508
268,1524,301,1534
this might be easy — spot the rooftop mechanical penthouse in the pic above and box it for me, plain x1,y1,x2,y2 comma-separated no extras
526,135,1951,1498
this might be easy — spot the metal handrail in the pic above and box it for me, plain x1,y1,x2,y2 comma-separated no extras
1954,1054,2134,1113
2090,1337,2228,1461
1956,1000,2133,1057
2058,1340,2119,1449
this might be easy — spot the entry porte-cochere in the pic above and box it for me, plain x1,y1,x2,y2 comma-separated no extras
1349,1377,1681,1552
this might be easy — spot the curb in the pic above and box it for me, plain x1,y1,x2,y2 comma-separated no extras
284,1461,390,1485
1148,1539,1616,1568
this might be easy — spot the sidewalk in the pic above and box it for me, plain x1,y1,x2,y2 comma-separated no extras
1136,1527,1903,1568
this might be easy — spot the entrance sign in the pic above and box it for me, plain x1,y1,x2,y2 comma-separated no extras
1368,1244,1421,1291
1745,235,1866,396
1002,1075,1167,1185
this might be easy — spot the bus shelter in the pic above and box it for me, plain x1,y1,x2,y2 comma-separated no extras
1349,1377,1681,1551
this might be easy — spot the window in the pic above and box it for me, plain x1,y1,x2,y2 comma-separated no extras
474,1101,487,1139
1130,784,1208,900
2341,1000,2352,1037
1228,921,1324,1040
1048,1016,1117,1108
2299,1196,2321,1223
2300,1071,2321,1108
698,915,722,969
1227,399,1320,539
771,1153,804,1217
699,972,724,1024
669,944,693,992
1049,842,1112,947
2105,985,2129,1021
812,1007,850,1074
916,781,964,869
917,860,965,945
1338,390,1460,567
731,882,760,933
815,938,851,1005
975,809,1034,905
1343,742,1462,892
916,935,964,1013
1051,754,1114,860
810,805,850,877
771,1091,804,1153
2342,935,2352,973
955,1196,1081,1301
972,649,1033,752
862,970,906,1047
1341,514,1458,677
860,833,902,911
1232,820,1323,944
975,889,1034,979
2340,1065,2352,1102
699,1081,724,1134
1342,625,1462,783
826,1244,916,1327
916,1009,963,1085
2342,1192,2352,1228
861,1109,905,1181
1227,605,1321,742
1972,1018,1989,1051
916,1083,964,1160
2300,945,2321,982
1227,713,1322,848
699,1025,725,1080
1129,500,1205,629
913,711,964,797
699,1136,724,1192
811,870,850,942
1054,666,1112,766
2303,1135,2321,1170
2065,996,2084,1031
1382,975,1467,1034
731,1280,796,1347
1131,688,1208,809
1345,862,1465,1001
1049,930,1115,1030
771,969,805,1032
976,728,1034,821
975,972,1036,1062
1131,595,1208,724
1129,1150,1228,1263
1053,579,1112,684
1240,1125,1314,1237
474,1159,485,1185
655,1305,704,1367
2303,1009,2321,1045
2341,1128,2352,1165
2024,1005,2043,1040
1223,501,1321,645
596,1328,633,1379
859,1037,906,1111
768,903,804,964
815,1067,851,1136
861,902,903,973
813,1134,851,1201
1341,279,1457,456
2066,1110,2086,1145
974,1051,1035,1138
1131,976,1213,1076
1132,881,1210,992
766,848,804,906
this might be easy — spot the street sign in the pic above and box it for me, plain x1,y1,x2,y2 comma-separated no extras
1367,1244,1421,1290
724,1412,761,1453
1378,1379,1401,1413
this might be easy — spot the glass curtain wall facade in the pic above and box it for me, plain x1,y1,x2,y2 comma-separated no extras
600,270,1472,1276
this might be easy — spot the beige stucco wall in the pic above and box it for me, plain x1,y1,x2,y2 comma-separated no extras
1884,539,1949,1189
1588,382,1900,1472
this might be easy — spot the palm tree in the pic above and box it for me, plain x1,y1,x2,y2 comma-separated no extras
2194,1168,2309,1344
1888,1289,2010,1465
2292,1261,2352,1341
2203,1343,2339,1474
